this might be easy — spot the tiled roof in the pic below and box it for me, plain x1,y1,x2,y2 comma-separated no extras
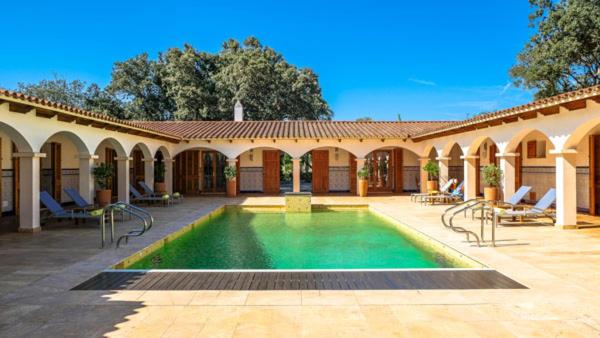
134,120,453,140
413,84,600,140
0,89,182,142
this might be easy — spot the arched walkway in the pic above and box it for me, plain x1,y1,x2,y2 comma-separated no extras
362,146,421,194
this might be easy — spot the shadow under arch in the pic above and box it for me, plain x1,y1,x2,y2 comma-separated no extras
129,142,152,159
505,128,555,153
94,137,127,157
154,145,171,159
0,121,33,152
362,145,422,193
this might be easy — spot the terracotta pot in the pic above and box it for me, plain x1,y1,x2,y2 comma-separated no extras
227,179,237,198
426,180,439,192
154,182,166,193
484,187,498,201
96,189,112,207
358,179,368,197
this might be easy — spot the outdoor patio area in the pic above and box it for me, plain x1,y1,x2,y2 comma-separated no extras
0,195,599,337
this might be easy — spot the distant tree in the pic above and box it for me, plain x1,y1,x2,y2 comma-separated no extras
510,0,600,98
355,117,373,122
17,75,87,108
17,75,125,118
397,113,402,121
108,53,175,120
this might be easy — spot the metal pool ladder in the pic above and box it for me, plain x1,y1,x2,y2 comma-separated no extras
441,198,498,247
100,202,154,248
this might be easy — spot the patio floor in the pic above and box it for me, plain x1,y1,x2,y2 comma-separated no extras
0,195,599,337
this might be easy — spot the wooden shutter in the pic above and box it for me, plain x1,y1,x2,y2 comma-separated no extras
515,143,523,190
12,143,20,215
236,156,240,194
475,147,481,195
527,141,537,159
349,154,357,194
312,150,329,193
51,143,62,201
105,148,118,197
489,144,497,165
589,135,600,215
394,148,403,193
263,150,280,194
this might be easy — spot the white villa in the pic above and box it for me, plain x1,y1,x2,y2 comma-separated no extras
2,85,600,232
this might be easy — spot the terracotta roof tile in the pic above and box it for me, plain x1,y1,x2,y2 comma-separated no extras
134,120,452,140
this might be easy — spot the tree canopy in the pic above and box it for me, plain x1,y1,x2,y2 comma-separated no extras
510,0,600,98
16,37,332,121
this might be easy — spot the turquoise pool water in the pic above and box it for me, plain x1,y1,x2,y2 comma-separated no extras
127,209,457,269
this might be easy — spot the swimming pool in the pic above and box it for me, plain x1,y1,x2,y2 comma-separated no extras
119,207,480,270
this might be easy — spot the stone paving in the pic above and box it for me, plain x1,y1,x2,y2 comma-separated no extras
0,195,599,337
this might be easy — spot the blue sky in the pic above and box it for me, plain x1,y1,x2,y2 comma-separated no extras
0,1,534,121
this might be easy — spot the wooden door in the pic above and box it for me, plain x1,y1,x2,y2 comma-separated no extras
393,148,403,193
51,143,62,200
132,149,144,190
589,135,600,215
515,143,523,190
12,143,20,216
263,150,280,194
349,154,357,194
105,148,118,198
312,150,329,193
475,147,481,196
489,144,498,165
236,156,240,194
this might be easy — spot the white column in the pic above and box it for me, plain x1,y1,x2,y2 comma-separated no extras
419,158,430,193
461,155,479,201
79,155,98,203
355,158,366,195
552,150,578,229
115,156,131,204
437,156,450,185
164,158,174,194
292,158,301,192
14,152,45,232
497,153,517,202
143,159,154,188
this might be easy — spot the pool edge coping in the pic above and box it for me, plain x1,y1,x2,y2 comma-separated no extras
111,203,486,270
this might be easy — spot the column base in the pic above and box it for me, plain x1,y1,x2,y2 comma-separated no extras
18,226,42,233
555,224,578,230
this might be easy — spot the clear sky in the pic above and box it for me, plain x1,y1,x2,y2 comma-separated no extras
0,1,535,121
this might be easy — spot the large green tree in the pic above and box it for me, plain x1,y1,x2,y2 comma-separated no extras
16,37,332,121
511,0,600,98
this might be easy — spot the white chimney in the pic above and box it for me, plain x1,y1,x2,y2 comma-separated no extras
234,100,243,121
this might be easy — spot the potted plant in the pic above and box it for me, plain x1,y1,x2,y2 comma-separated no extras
224,165,237,198
482,164,502,201
92,162,114,207
154,162,166,193
422,160,440,192
357,167,369,197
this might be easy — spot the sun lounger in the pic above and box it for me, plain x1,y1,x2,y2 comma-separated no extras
139,181,183,203
40,191,102,223
423,181,464,205
130,185,172,206
473,185,532,220
410,179,455,203
493,188,556,225
63,187,95,211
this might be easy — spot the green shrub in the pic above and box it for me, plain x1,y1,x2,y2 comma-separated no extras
224,166,237,180
482,164,502,187
422,160,439,180
92,163,114,190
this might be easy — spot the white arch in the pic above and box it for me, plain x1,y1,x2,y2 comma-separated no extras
467,136,498,156
563,116,600,150
130,142,152,159
39,130,90,156
505,128,555,153
155,145,171,159
441,141,464,158
0,121,33,152
93,137,127,157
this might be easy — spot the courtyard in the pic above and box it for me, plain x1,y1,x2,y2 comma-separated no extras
0,195,599,337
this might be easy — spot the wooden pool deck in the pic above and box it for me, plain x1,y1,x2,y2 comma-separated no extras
73,270,526,291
